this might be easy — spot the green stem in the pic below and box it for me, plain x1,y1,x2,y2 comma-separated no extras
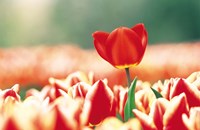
125,68,131,88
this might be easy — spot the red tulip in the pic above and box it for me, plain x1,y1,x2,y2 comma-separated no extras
133,93,189,130
169,78,200,108
70,82,90,98
26,84,68,103
157,77,200,108
113,85,128,120
182,107,200,130
92,23,147,69
1,117,21,130
0,84,20,101
135,87,156,114
83,80,115,125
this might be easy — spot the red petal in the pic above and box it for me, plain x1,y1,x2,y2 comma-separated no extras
182,107,200,129
53,105,76,130
72,82,90,98
163,93,189,130
2,118,20,130
133,109,157,130
1,84,20,101
92,31,110,62
149,98,168,130
131,23,148,50
113,86,128,120
106,27,144,67
84,80,114,125
170,78,200,107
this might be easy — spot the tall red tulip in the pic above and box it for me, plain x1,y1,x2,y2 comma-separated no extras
92,23,147,69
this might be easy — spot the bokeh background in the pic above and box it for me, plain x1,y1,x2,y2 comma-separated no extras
0,0,200,48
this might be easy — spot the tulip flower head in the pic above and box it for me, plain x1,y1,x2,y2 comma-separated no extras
92,23,148,69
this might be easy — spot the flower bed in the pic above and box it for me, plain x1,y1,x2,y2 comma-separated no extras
0,71,200,130
0,23,200,130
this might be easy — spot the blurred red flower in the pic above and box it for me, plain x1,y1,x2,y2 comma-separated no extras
83,80,115,125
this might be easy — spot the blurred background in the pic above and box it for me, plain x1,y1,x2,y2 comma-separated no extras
0,0,200,48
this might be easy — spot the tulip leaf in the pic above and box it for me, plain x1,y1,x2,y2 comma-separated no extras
151,87,163,98
124,77,137,122
116,112,123,122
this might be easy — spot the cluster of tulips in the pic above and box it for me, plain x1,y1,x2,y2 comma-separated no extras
0,71,200,130
0,23,200,130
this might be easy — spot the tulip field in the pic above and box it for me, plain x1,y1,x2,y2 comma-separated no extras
0,23,200,130
0,71,200,130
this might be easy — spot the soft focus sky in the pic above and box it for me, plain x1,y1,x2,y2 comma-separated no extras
0,0,200,48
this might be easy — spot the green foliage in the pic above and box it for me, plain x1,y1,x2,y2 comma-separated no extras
124,78,137,122
19,85,41,100
116,112,123,122
151,87,163,98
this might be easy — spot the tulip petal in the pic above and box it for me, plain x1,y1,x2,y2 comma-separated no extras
106,27,144,68
163,93,189,130
53,105,76,130
170,78,200,107
149,98,169,130
113,85,128,120
92,31,110,61
95,117,123,130
71,82,90,98
182,107,200,130
131,23,148,50
135,87,156,114
2,118,20,130
84,80,114,125
96,117,142,130
0,84,20,101
133,109,157,130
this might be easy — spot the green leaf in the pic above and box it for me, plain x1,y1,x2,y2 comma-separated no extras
151,87,163,98
116,112,123,122
124,77,137,122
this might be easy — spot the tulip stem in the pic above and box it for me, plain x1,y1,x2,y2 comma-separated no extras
125,68,131,88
